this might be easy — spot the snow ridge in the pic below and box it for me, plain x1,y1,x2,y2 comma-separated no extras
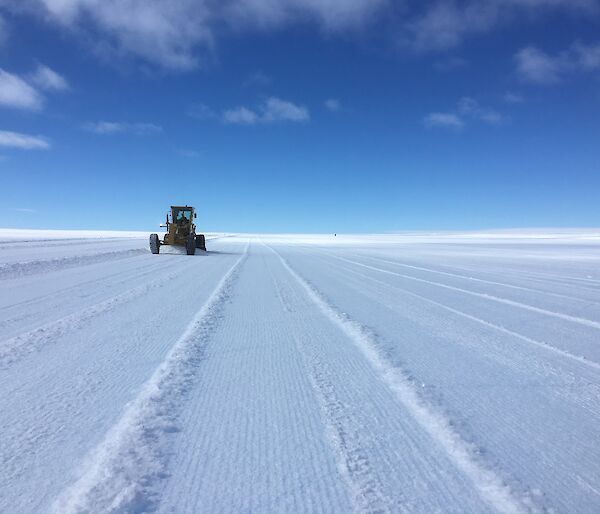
271,246,534,514
50,244,248,514
0,249,146,279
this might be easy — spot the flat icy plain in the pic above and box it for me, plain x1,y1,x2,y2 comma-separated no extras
1,230,599,513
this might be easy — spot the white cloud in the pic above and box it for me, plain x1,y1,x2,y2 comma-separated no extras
33,0,213,70
222,0,386,32
83,121,163,135
0,69,43,110
516,41,600,83
515,47,561,83
2,0,385,70
407,0,599,52
425,96,504,129
324,98,341,111
0,130,50,149
3,0,598,69
408,2,497,52
574,40,600,70
457,96,504,125
223,97,309,125
84,122,123,134
222,106,259,125
423,112,464,129
0,65,68,111
262,97,309,122
29,64,70,91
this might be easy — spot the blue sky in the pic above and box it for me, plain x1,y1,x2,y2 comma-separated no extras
0,0,599,232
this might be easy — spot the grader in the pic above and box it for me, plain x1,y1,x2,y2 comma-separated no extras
149,205,206,255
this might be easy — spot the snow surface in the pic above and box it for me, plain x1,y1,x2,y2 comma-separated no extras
1,230,599,513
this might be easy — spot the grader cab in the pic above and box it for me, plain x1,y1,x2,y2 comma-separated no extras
149,205,206,255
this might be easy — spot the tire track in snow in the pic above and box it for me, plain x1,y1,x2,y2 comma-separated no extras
266,262,393,513
292,336,394,514
397,261,600,297
471,266,600,287
326,253,600,332
417,261,600,290
0,258,179,336
314,254,600,372
49,244,248,514
0,258,164,311
270,246,535,514
355,253,600,308
0,268,184,369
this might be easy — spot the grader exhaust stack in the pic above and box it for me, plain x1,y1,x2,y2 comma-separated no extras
149,205,206,255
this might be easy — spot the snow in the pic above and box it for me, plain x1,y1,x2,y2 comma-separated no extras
1,230,599,513
0,228,150,241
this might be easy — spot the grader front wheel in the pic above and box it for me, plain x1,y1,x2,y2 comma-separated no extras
186,235,196,255
149,233,160,254
195,234,206,251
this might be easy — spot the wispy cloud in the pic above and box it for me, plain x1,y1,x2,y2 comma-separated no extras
187,103,215,120
5,0,385,71
262,97,309,122
12,207,36,213
407,2,497,53
407,1,599,53
223,97,309,125
223,106,259,125
504,92,525,104
243,71,271,87
423,112,464,129
83,121,163,135
0,69,43,110
29,64,70,91
457,97,504,125
0,130,50,149
434,56,469,72
515,41,600,84
424,97,504,129
0,64,69,112
0,15,8,48
2,1,598,70
515,47,562,84
576,41,600,70
177,149,201,158
324,98,342,112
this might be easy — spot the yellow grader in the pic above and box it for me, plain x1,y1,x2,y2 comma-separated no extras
150,205,206,255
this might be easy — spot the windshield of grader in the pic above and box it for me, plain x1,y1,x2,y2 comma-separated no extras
173,209,192,224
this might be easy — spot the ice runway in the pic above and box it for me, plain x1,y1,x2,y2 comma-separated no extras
1,231,599,513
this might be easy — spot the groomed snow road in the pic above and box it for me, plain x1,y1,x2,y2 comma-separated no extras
1,232,599,513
